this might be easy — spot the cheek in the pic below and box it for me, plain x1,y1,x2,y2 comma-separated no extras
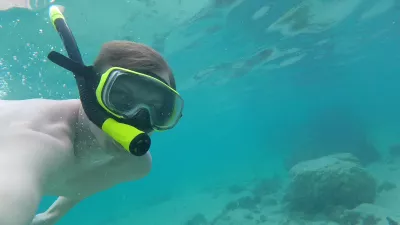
89,122,101,136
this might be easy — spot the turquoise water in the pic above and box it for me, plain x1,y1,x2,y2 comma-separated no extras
1,0,400,224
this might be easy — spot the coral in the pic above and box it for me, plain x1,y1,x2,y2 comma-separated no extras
283,153,377,216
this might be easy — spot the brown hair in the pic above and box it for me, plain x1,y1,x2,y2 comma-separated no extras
93,40,176,89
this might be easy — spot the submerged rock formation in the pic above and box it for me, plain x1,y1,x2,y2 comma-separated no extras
335,203,400,225
283,153,377,216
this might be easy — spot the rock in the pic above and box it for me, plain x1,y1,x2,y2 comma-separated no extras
283,153,377,215
337,204,400,225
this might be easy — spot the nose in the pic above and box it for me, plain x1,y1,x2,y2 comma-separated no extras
129,109,153,133
134,108,150,120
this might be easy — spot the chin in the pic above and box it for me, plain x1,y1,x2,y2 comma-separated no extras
108,139,120,149
110,139,128,153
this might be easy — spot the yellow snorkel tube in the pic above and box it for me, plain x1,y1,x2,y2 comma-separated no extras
47,5,151,156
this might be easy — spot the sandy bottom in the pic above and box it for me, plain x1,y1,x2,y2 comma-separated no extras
104,158,400,225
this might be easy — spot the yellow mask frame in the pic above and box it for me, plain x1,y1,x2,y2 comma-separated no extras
95,66,183,131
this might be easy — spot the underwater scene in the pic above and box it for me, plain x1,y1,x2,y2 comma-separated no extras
1,0,400,224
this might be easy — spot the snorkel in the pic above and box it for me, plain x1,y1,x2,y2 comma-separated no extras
47,5,151,156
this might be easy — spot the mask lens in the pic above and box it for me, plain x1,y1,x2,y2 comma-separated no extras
105,71,183,130
150,92,183,130
108,74,148,112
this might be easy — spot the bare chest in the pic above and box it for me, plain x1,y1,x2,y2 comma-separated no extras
47,144,143,198
0,113,77,194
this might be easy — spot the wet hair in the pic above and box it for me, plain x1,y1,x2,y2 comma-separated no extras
93,40,176,89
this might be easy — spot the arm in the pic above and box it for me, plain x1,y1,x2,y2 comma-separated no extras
32,197,81,225
0,0,29,10
0,0,54,11
0,169,42,225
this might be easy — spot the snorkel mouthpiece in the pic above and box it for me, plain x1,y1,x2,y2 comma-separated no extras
102,118,151,156
47,5,151,156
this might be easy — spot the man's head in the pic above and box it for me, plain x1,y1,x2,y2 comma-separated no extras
91,41,178,133
47,7,183,156
78,41,181,153
93,40,176,90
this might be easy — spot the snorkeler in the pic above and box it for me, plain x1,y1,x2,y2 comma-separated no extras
0,5,184,225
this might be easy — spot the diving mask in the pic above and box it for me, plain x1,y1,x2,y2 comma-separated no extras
97,67,184,131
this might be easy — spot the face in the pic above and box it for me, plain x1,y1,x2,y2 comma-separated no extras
107,70,176,132
80,105,154,154
109,69,171,108
109,75,166,114
84,67,174,151
85,113,153,153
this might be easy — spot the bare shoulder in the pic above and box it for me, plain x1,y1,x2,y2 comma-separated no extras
0,98,80,113
0,99,81,183
0,99,80,126
0,98,80,115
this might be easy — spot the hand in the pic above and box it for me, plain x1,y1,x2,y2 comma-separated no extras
30,213,54,225
31,196,81,225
